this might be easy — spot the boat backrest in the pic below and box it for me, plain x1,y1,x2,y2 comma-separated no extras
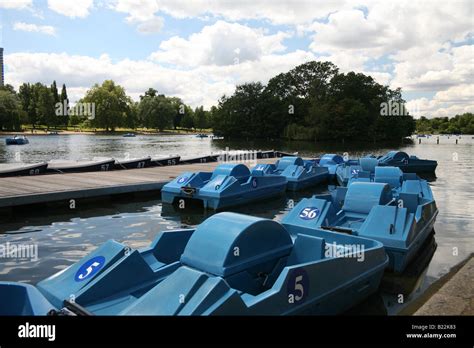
211,163,250,180
276,157,304,171
403,173,418,180
180,213,293,277
147,229,195,264
343,182,393,214
331,187,348,209
360,158,378,172
287,234,325,265
251,163,276,176
374,167,403,188
398,192,419,214
383,151,408,163
401,180,423,196
379,151,408,163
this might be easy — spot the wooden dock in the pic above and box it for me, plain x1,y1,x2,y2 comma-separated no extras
0,159,275,209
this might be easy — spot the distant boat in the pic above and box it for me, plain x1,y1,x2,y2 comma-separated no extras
114,156,151,169
5,136,29,145
123,133,136,137
0,162,48,177
48,131,59,135
47,158,115,173
149,155,181,167
195,134,208,138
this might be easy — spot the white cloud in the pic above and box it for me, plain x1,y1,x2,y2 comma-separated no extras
113,0,164,33
4,48,316,108
407,84,474,118
111,0,348,25
0,0,32,10
309,9,394,55
47,0,94,18
308,1,472,54
149,20,291,67
13,22,56,36
390,44,473,91
113,0,160,22
299,0,473,116
5,0,473,117
135,17,164,34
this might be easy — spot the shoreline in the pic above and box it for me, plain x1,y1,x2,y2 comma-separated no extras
0,130,211,136
400,253,474,315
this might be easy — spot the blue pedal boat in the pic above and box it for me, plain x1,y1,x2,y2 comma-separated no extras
282,171,438,273
373,151,437,173
161,163,287,210
336,157,378,187
349,166,435,199
252,156,329,191
0,212,388,315
316,154,344,179
5,135,29,145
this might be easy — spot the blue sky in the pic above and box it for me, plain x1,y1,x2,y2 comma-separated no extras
0,0,472,117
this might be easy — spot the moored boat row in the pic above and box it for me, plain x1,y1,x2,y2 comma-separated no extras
161,156,329,209
0,162,438,315
0,150,293,177
315,151,437,186
0,155,182,176
0,162,48,177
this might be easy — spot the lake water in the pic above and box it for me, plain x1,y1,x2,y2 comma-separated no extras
0,134,473,315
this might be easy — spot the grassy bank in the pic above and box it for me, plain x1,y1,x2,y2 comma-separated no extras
0,126,213,136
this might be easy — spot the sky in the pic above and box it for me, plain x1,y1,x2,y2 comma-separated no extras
0,0,472,118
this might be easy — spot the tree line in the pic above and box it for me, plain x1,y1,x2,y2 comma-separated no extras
0,81,211,132
0,60,470,139
416,113,474,134
212,61,416,142
0,81,69,131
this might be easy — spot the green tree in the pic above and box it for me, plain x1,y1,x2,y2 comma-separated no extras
194,106,207,130
266,61,339,127
18,83,35,127
51,81,60,105
212,82,265,138
415,114,474,134
36,84,57,129
139,94,175,131
60,84,69,125
169,97,184,129
82,80,131,131
125,101,139,129
180,105,195,129
213,60,414,141
0,89,23,131
0,84,16,95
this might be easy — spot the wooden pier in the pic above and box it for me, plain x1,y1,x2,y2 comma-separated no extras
0,159,275,209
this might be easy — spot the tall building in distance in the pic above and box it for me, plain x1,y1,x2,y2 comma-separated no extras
0,47,4,87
